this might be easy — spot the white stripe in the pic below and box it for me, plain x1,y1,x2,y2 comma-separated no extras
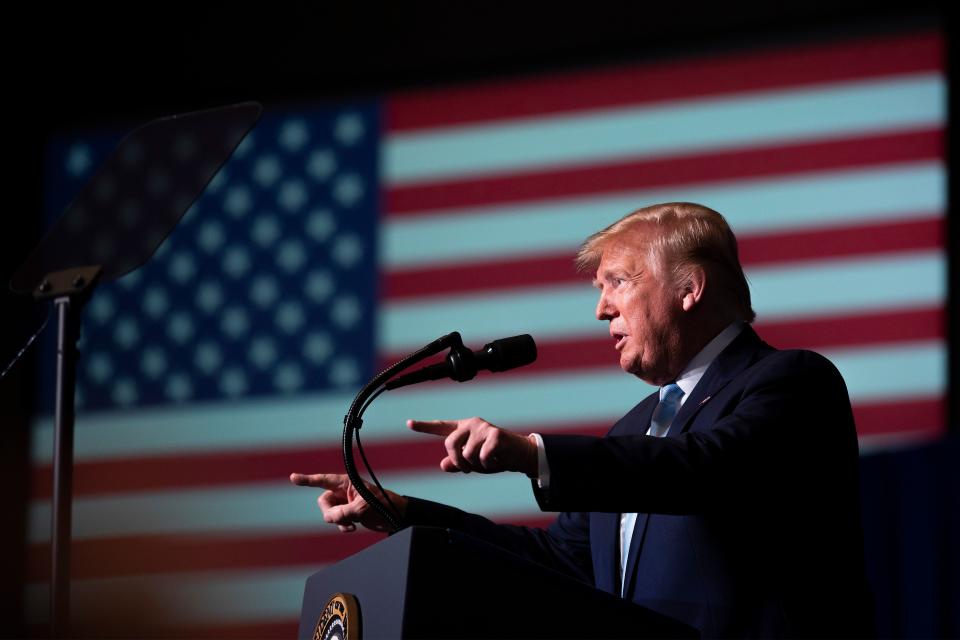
382,162,945,268
31,372,636,464
385,74,944,185
381,250,945,351
25,566,308,626
29,337,944,542
32,340,944,466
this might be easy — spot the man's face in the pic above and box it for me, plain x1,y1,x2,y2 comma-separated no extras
593,239,683,385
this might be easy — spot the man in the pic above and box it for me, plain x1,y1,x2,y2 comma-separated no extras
291,202,873,637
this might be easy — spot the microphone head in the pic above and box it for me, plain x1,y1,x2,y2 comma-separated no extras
483,334,537,372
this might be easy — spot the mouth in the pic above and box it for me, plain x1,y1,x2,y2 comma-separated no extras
611,332,627,350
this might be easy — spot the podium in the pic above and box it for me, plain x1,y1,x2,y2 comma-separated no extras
299,526,697,639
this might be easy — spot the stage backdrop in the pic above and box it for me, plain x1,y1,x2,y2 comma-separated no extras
26,31,946,637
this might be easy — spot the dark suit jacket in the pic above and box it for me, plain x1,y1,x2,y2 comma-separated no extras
405,326,873,638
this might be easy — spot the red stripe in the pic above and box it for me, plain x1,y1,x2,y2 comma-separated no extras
381,307,945,372
382,216,944,300
387,32,941,131
31,303,943,503
166,621,299,640
27,515,559,581
31,620,299,640
853,397,945,438
30,423,615,500
386,128,943,215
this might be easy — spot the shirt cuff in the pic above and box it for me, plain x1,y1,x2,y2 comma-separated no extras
530,432,550,489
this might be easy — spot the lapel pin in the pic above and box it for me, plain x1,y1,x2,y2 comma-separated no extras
698,395,712,407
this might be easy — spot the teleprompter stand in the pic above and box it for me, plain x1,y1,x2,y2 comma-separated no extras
10,102,262,637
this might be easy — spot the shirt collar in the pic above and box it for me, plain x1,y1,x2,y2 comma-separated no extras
672,322,744,401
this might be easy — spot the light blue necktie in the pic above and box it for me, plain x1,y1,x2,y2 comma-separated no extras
620,382,685,594
647,382,685,437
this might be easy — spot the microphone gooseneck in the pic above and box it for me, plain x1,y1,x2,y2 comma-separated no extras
342,332,538,533
384,334,537,390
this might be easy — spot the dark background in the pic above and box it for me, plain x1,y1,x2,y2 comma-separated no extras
2,3,955,637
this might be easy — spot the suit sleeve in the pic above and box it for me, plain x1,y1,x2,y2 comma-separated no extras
404,496,594,585
534,350,858,515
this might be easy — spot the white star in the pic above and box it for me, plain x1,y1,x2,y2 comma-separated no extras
334,113,365,146
86,352,113,384
168,252,197,284
166,312,195,344
89,292,115,324
111,378,139,407
328,357,360,387
94,174,117,203
219,367,248,397
332,174,364,207
120,141,144,167
307,149,337,181
248,336,278,369
66,144,92,177
249,275,280,308
222,246,252,278
276,239,307,273
146,169,170,197
253,155,282,187
165,372,194,402
221,306,251,339
223,185,253,217
273,362,304,393
330,296,362,329
197,221,226,253
278,179,308,212
306,209,336,242
195,280,225,314
113,317,140,349
332,233,364,268
140,347,168,379
142,287,169,318
279,119,310,151
173,133,197,160
275,301,306,334
304,270,334,303
194,342,223,374
304,332,333,364
251,215,282,247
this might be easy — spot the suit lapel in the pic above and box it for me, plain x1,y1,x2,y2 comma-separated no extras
667,326,769,437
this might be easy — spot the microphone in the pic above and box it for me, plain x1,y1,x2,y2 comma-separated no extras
384,334,537,390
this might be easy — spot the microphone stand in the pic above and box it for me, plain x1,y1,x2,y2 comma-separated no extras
341,332,469,531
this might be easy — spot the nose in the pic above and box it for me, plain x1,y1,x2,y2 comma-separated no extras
596,289,616,321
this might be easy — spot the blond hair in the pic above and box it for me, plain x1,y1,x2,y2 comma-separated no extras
576,202,756,322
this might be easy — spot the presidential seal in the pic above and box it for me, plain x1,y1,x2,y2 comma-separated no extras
313,593,361,640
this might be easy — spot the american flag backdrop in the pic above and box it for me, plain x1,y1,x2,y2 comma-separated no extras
26,31,946,637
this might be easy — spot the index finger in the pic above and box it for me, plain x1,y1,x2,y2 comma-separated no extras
289,472,344,489
407,419,458,437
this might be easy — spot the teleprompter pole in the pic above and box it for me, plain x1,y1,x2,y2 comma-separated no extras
34,266,101,637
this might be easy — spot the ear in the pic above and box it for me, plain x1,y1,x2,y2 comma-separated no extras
679,264,706,312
